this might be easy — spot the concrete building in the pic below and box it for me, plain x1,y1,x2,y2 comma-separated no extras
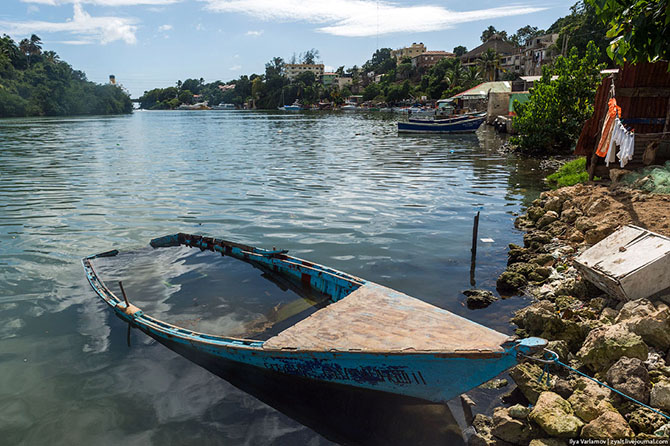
391,43,426,62
411,51,455,70
322,72,338,87
522,33,559,76
284,63,325,81
337,76,353,89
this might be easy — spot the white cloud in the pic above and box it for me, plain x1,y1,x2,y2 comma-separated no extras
201,0,546,37
27,5,40,13
158,24,173,31
21,0,180,5
245,30,263,36
0,4,138,44
229,64,241,70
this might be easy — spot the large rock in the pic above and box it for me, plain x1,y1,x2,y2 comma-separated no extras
512,301,587,350
469,414,515,446
580,410,634,439
625,407,668,434
544,196,564,214
509,362,551,404
507,247,533,265
524,231,552,250
615,299,670,350
577,324,648,372
528,392,583,438
574,216,596,233
491,407,537,444
537,211,559,229
567,377,615,422
464,289,498,309
606,357,651,405
584,224,617,245
496,271,527,294
650,380,670,412
526,206,545,222
560,207,582,224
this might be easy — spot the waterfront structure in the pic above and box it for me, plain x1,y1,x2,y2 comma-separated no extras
411,51,455,70
84,232,546,404
284,63,325,81
322,72,338,87
391,43,426,62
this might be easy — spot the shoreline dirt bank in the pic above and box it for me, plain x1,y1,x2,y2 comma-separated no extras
468,183,670,444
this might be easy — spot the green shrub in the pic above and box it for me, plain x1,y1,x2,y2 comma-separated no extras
546,158,591,188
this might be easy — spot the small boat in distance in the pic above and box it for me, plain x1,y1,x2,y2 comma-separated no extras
398,115,486,134
83,233,546,403
211,103,236,110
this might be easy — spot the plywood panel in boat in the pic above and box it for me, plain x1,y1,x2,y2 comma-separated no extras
263,284,510,353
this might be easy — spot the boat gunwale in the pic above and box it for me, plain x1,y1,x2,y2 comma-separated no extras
82,234,515,358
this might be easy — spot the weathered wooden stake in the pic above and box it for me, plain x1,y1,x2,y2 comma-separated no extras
118,280,130,306
470,212,480,287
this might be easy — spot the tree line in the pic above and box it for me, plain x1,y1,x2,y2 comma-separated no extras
0,34,132,118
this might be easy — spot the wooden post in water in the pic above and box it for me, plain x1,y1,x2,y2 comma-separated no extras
118,281,130,306
470,212,480,287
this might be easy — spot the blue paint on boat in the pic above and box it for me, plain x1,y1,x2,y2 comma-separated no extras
398,116,486,134
83,233,546,403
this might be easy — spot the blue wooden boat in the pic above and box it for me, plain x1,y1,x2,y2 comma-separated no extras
408,112,486,123
398,116,485,134
82,233,545,403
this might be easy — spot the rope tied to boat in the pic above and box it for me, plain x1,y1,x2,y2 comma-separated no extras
521,349,670,421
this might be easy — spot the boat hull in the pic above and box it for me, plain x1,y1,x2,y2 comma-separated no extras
398,116,485,134
82,233,546,403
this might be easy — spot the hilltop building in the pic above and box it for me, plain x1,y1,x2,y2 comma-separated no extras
522,33,559,76
391,43,426,62
411,51,455,70
460,34,518,68
284,63,325,81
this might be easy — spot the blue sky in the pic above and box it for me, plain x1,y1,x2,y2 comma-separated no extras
0,0,576,97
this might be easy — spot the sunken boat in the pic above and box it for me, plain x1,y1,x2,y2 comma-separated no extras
82,233,545,403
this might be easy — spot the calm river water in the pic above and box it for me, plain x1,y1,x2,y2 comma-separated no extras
0,111,548,445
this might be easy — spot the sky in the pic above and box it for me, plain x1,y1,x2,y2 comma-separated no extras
0,0,577,97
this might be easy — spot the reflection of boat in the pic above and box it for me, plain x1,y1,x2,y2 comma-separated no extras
398,116,486,134
83,233,545,403
162,345,467,445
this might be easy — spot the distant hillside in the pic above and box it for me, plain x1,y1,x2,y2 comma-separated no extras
0,34,132,118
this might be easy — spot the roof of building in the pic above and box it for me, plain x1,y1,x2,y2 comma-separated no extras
461,36,519,61
450,81,512,99
413,51,455,58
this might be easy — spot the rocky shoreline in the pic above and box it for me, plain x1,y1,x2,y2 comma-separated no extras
468,183,670,444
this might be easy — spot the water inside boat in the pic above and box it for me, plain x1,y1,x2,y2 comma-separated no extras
91,245,333,340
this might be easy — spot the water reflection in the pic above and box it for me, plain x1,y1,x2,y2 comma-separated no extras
157,335,465,446
0,111,549,444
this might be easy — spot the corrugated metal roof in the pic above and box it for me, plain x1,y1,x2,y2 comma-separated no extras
451,81,512,99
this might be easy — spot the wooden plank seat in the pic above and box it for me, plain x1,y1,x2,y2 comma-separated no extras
263,284,511,353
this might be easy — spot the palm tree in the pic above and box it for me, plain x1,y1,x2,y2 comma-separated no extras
464,66,483,87
477,49,500,81
444,66,465,89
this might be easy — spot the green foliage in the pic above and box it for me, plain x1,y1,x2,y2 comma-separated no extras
512,42,605,154
0,34,131,118
481,26,507,42
546,158,591,188
363,48,396,75
585,0,670,65
453,45,467,57
548,1,610,64
509,25,545,46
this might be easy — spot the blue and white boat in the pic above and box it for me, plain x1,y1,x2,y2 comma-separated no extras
408,111,486,123
83,233,545,403
398,115,486,134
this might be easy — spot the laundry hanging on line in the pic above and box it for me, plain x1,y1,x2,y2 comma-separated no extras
605,117,635,168
595,98,622,158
